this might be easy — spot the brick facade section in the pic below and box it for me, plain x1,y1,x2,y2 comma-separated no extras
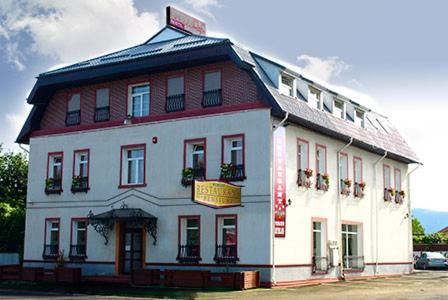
40,61,263,130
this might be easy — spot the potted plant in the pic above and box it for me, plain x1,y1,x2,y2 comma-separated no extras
399,190,405,198
45,178,54,190
181,168,193,187
359,181,366,191
343,178,352,188
71,175,81,188
220,163,232,179
388,188,395,197
342,178,351,195
304,168,313,178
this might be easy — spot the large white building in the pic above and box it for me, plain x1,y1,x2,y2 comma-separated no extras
17,7,419,287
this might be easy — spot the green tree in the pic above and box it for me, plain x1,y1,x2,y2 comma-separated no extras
412,217,425,236
0,144,28,254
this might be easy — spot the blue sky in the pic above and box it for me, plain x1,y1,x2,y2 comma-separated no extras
0,0,447,212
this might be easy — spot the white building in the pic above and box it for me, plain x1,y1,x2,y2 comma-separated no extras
17,7,419,287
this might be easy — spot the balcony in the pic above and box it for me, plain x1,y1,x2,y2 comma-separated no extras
343,255,365,271
45,178,62,194
94,106,110,122
71,176,89,193
69,244,86,260
220,164,245,182
312,256,329,274
202,89,222,107
214,245,239,264
181,168,205,187
166,94,185,112
176,245,201,263
316,173,329,191
42,244,59,259
66,110,81,126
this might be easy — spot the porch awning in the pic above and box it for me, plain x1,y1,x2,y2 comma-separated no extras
87,207,157,246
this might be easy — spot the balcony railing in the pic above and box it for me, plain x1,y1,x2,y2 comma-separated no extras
71,176,89,193
340,179,351,196
45,178,62,194
395,191,403,204
176,245,201,263
220,164,245,181
42,244,59,259
214,245,239,264
69,244,86,259
94,106,110,122
354,183,364,198
316,174,329,191
343,255,365,271
66,110,81,126
312,256,329,274
166,94,185,112
202,89,222,107
384,188,393,201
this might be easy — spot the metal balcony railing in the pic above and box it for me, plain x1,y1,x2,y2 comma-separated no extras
176,245,201,263
66,110,81,126
69,244,86,259
42,244,59,259
395,191,403,204
71,176,89,193
166,94,185,112
220,164,245,181
343,255,365,271
354,182,364,198
202,89,222,107
340,179,351,196
312,256,329,273
192,168,205,180
214,245,238,264
45,178,62,194
316,174,328,191
384,188,393,201
94,106,110,122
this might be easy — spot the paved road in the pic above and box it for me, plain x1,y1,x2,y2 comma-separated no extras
0,271,447,299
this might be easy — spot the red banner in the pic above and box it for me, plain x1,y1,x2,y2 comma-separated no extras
273,126,286,237
166,6,206,36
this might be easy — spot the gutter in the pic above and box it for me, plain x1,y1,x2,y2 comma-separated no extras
337,137,353,279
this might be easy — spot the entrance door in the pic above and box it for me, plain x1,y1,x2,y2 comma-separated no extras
122,226,143,274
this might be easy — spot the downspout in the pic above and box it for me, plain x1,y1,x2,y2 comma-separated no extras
337,137,353,279
406,163,422,270
373,151,387,275
19,144,30,154
271,112,289,286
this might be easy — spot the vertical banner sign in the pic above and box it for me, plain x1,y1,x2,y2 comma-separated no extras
273,126,286,237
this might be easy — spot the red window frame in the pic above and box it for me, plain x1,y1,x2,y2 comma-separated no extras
340,152,349,180
394,168,402,191
70,217,88,257
221,134,245,177
215,214,238,256
178,215,201,258
297,138,310,170
183,138,207,178
46,151,64,188
72,149,90,188
383,164,391,189
315,144,327,175
353,156,363,183
118,143,147,188
44,217,60,246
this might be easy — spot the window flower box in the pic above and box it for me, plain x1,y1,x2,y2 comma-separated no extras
181,168,194,187
316,173,329,191
395,190,405,204
384,188,395,201
354,181,366,198
70,176,89,193
45,178,62,194
341,178,352,196
297,169,312,188
220,163,246,181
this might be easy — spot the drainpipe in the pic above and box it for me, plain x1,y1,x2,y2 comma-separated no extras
271,112,289,287
373,151,387,275
337,137,353,279
406,163,422,270
19,144,30,154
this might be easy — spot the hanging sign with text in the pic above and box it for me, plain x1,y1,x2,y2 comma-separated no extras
166,6,206,35
273,126,286,237
193,180,241,208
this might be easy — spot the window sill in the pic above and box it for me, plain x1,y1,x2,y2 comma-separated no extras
42,255,58,260
220,176,246,182
214,257,239,264
118,183,147,189
176,257,202,264
71,187,89,194
45,188,63,195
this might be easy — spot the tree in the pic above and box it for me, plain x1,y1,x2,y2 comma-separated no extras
0,144,28,254
412,217,425,236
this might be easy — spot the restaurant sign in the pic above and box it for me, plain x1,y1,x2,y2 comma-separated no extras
166,6,206,35
273,126,286,237
193,180,241,208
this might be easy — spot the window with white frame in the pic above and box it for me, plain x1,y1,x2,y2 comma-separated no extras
308,86,321,109
339,153,349,191
354,109,365,127
74,151,88,178
383,165,391,190
121,146,145,186
177,217,200,262
70,220,87,257
333,98,345,119
280,73,295,97
354,157,362,184
185,140,206,179
222,135,244,180
129,84,150,117
298,139,309,171
316,145,327,175
43,219,59,257
394,169,402,192
342,223,364,270
312,220,328,272
46,153,63,191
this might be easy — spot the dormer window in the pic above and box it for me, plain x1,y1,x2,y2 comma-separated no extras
308,86,321,110
354,109,365,127
333,98,345,119
280,74,295,97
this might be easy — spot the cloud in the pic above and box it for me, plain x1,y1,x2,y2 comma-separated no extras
297,54,350,82
0,0,160,70
2,101,32,151
184,0,222,18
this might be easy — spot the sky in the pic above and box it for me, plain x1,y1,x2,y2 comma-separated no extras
0,0,447,211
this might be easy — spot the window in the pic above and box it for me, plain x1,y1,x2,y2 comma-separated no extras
339,153,349,193
297,139,310,187
312,220,328,273
221,134,245,181
95,88,110,122
177,216,201,263
72,150,89,192
308,86,321,109
128,83,150,117
333,98,345,119
66,93,81,126
120,144,146,188
354,109,365,127
214,215,238,263
394,168,402,192
383,165,392,201
46,152,63,193
166,76,185,112
70,219,87,259
316,145,328,190
353,157,364,197
342,223,364,270
203,70,222,107
184,139,206,180
280,74,295,97
43,219,60,258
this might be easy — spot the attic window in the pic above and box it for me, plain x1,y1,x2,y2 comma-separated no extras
354,109,365,127
334,98,345,119
308,86,321,109
280,74,295,97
